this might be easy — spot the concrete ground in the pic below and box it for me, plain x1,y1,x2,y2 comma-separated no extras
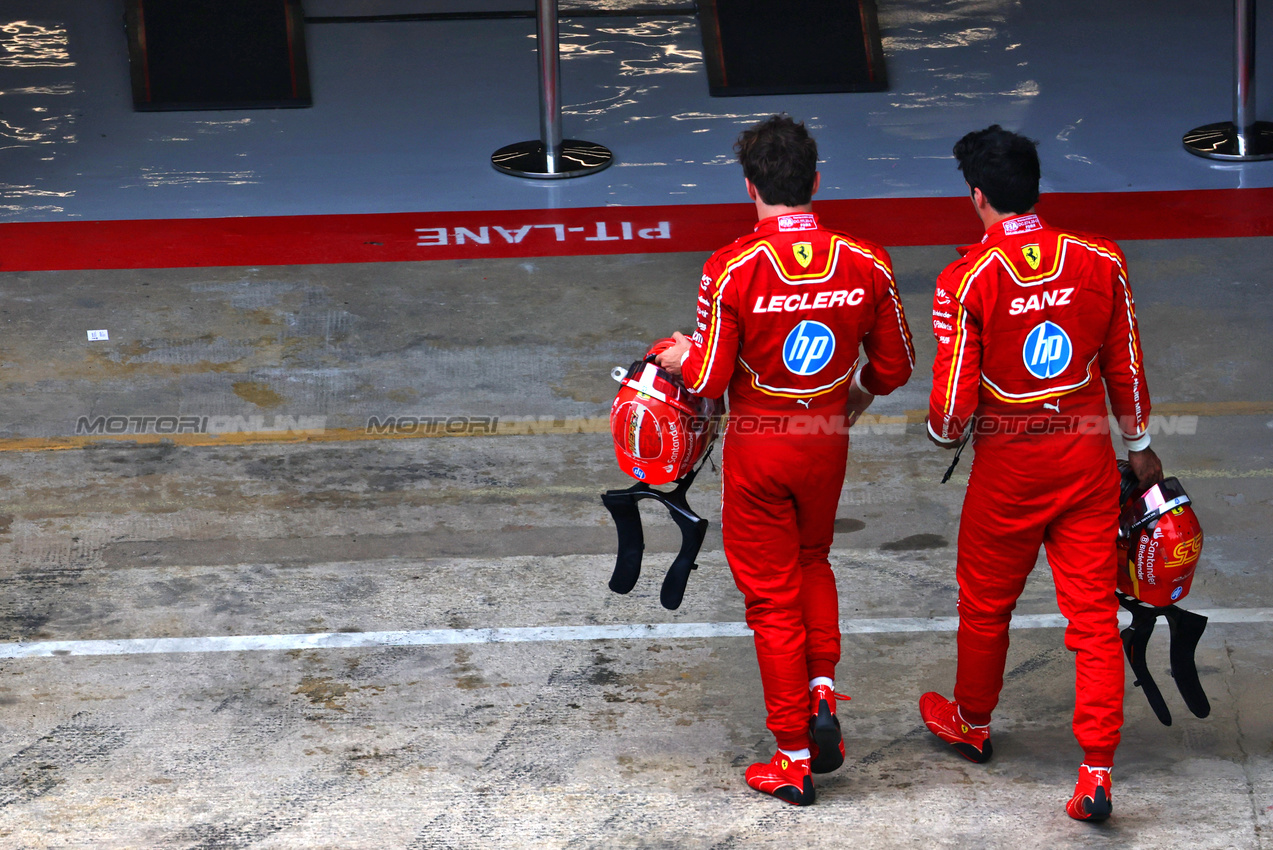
0,237,1269,848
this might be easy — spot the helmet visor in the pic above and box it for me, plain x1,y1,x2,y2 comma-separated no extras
1121,476,1191,534
623,361,698,414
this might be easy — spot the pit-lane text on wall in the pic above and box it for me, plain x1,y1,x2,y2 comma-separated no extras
415,221,672,247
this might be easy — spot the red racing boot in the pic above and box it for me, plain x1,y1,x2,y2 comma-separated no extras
1066,765,1113,822
744,751,815,806
808,685,850,774
918,692,993,764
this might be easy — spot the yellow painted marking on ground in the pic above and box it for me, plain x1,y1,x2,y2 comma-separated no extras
1154,401,1273,416
928,468,1273,484
0,419,614,453
0,401,1268,454
896,401,1273,424
1170,468,1273,479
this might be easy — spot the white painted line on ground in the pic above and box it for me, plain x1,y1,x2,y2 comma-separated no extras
1,608,1269,659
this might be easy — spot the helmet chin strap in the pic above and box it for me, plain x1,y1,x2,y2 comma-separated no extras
1117,590,1211,726
601,447,714,611
940,417,974,484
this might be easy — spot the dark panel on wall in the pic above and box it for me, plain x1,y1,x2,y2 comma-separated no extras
126,0,312,110
698,0,887,97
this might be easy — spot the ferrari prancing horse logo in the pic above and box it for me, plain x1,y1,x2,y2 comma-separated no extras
1022,244,1041,270
793,242,813,268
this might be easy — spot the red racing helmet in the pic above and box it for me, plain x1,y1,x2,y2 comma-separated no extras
1116,469,1204,607
609,339,722,486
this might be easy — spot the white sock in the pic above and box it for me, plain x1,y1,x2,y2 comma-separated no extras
809,677,834,690
779,747,811,761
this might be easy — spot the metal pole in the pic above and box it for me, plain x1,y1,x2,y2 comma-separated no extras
1235,0,1256,155
492,0,613,178
1183,0,1273,161
537,0,563,172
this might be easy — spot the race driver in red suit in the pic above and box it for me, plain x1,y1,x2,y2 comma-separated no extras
657,115,915,806
920,125,1163,821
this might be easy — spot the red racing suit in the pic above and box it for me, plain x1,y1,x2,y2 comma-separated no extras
927,213,1151,767
683,211,915,750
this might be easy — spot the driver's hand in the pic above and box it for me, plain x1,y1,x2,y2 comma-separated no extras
655,331,692,377
1128,446,1163,489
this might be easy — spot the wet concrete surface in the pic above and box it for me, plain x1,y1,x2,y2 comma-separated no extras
8,0,1273,226
0,239,1269,847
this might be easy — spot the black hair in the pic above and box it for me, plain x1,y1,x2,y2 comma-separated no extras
952,125,1040,214
734,115,818,207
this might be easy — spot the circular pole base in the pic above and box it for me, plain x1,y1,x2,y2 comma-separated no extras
491,139,613,179
1183,121,1273,161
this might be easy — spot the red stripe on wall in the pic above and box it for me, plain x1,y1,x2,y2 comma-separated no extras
1,188,1270,272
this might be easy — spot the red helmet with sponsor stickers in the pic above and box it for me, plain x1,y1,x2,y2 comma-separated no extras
610,339,722,486
1115,465,1204,607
